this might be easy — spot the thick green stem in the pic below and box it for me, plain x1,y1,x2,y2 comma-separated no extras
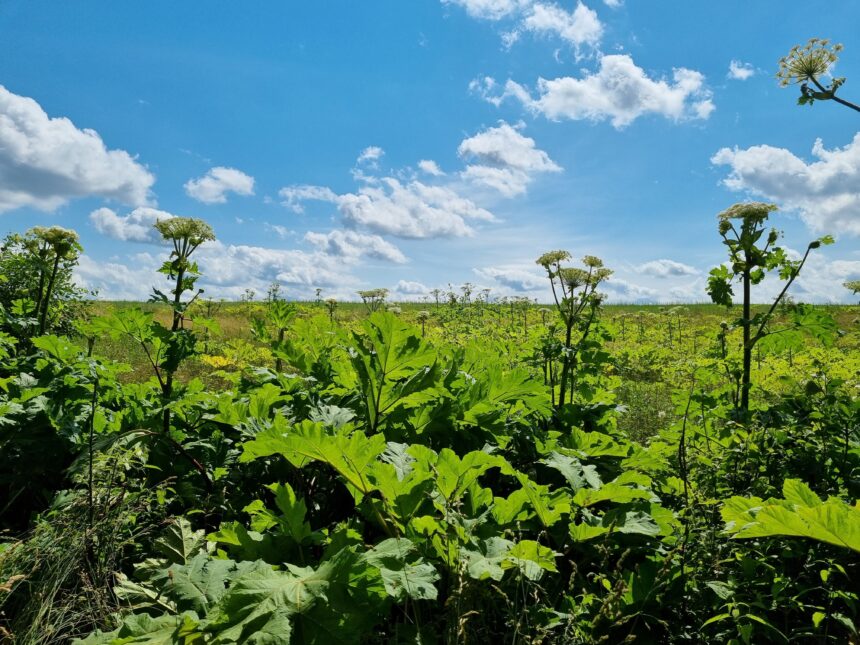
741,268,752,416
38,253,61,335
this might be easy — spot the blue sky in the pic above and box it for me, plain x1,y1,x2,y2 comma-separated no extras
1,0,859,302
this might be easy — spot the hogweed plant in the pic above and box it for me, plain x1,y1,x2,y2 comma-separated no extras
845,279,860,303
151,217,215,433
251,299,297,373
325,297,338,322
706,202,834,416
358,288,389,314
18,226,82,337
778,38,860,113
536,250,612,410
416,310,430,337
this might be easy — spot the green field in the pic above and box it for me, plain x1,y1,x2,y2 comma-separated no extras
2,273,859,643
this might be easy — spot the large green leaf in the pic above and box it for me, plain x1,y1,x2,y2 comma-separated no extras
244,482,314,545
432,448,507,503
73,613,199,645
515,472,571,528
541,451,602,490
361,538,439,600
166,552,238,614
241,420,386,499
572,482,653,508
502,540,558,581
204,557,344,643
153,517,208,566
460,536,514,581
722,479,860,552
348,311,437,431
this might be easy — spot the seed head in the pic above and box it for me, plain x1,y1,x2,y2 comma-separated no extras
154,217,215,246
559,267,589,289
536,250,571,269
718,202,778,228
777,38,843,86
29,226,81,258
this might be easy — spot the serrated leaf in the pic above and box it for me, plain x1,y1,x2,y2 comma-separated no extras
154,517,207,565
541,451,601,490
241,421,386,499
722,479,860,552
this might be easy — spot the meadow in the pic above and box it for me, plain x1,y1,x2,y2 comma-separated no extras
0,214,859,644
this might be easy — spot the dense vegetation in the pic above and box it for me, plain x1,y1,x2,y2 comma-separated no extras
0,203,857,644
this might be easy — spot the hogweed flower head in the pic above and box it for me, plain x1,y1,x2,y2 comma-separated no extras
29,226,81,258
536,250,571,270
777,38,843,86
154,217,215,248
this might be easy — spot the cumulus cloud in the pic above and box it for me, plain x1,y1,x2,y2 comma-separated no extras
442,0,521,21
711,133,860,236
522,2,602,50
458,121,560,196
89,207,175,243
637,259,698,278
444,1,603,54
782,251,860,303
74,253,165,300
76,242,362,301
603,0,622,7
728,60,755,81
304,229,407,263
265,223,293,239
474,55,714,128
184,166,255,204
392,280,430,298
338,178,495,237
474,264,546,291
280,173,495,239
280,185,339,214
0,85,154,214
418,160,445,176
357,146,385,166
602,278,658,303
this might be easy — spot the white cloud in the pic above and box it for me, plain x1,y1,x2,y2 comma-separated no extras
357,146,385,166
603,0,622,7
442,0,521,20
637,259,698,278
340,178,495,237
77,233,406,301
280,176,495,239
265,223,292,239
280,185,339,214
522,2,602,51
418,159,445,176
199,241,364,297
712,133,860,236
184,166,255,204
304,229,407,263
474,264,546,291
782,250,860,303
0,85,154,214
458,121,559,172
74,253,165,300
443,0,603,54
476,55,714,128
392,279,430,297
727,60,755,81
602,278,658,303
89,207,175,243
277,126,557,270
458,121,561,196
